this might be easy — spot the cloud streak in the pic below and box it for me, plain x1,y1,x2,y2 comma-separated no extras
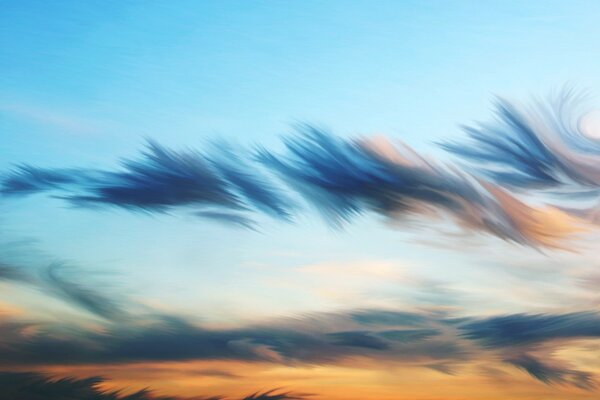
1,140,292,226
0,309,464,367
506,354,595,390
0,307,598,389
0,371,309,400
259,128,583,249
1,125,587,249
0,242,126,321
443,88,600,191
460,311,600,348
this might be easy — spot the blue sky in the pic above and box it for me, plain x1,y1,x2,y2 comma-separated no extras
2,0,600,316
3,2,600,398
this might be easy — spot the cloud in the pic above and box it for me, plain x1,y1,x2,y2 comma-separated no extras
0,242,127,321
349,310,431,326
1,166,96,195
242,390,310,400
1,140,291,224
195,211,257,230
377,329,441,343
460,311,600,348
42,262,126,320
459,311,600,389
258,127,582,248
0,260,33,283
0,371,309,400
506,354,595,389
325,331,390,350
442,88,600,191
1,307,600,389
2,125,588,248
0,309,462,367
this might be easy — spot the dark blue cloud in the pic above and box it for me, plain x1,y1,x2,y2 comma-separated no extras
1,166,94,195
258,127,575,248
1,140,291,225
2,307,600,389
326,331,390,350
506,354,595,389
0,309,460,367
258,127,470,227
460,312,600,347
1,128,583,248
195,210,257,230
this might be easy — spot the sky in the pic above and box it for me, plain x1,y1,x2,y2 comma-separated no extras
2,1,600,399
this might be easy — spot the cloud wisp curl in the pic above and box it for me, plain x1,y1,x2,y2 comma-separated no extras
0,242,126,321
443,89,600,191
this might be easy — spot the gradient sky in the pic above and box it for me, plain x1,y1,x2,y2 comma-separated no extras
2,1,600,399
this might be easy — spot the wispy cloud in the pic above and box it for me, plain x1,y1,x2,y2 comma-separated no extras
0,309,464,367
460,311,600,348
1,140,292,227
442,88,600,191
0,371,309,400
1,123,589,249
506,354,595,390
0,305,598,390
0,242,127,321
259,128,583,249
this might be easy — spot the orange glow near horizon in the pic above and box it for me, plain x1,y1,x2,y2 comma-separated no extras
30,356,597,400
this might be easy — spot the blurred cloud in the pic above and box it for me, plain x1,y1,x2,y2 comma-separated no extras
2,124,589,249
506,354,595,390
0,305,598,389
42,262,126,320
0,309,464,367
442,88,600,202
4,87,600,393
0,242,127,321
259,128,582,249
0,371,308,400
1,140,292,225
460,311,600,348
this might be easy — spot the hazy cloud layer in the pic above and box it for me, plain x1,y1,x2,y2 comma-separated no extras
0,307,598,389
460,311,600,348
0,243,126,321
0,309,464,366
